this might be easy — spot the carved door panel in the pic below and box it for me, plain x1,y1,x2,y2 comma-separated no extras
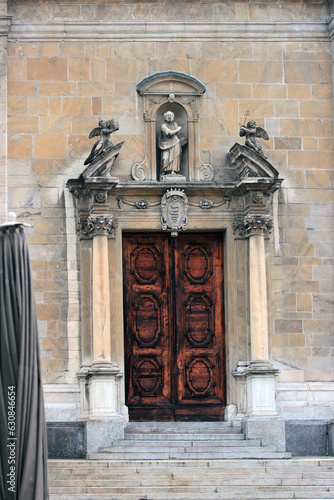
123,233,225,421
123,234,174,420
174,235,225,420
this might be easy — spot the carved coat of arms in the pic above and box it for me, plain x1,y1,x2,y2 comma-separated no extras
161,189,188,237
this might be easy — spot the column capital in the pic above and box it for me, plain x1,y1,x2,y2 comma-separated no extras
234,213,273,238
79,213,117,238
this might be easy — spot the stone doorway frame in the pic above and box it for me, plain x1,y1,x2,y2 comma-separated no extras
67,163,285,451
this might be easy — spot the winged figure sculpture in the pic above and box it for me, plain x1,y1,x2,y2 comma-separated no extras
84,118,119,165
239,120,269,158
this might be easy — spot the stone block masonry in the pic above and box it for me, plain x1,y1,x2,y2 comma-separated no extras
2,0,334,424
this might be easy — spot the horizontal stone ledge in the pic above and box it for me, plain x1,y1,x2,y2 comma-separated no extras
9,20,329,42
0,16,12,36
43,384,80,393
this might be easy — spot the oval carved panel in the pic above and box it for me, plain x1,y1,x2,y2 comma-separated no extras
184,245,212,284
185,294,213,347
134,294,161,347
185,357,214,396
132,245,161,284
133,357,163,397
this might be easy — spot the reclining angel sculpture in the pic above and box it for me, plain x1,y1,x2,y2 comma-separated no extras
239,119,269,158
84,118,119,165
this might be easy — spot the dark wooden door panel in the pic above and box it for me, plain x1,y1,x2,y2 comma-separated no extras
123,234,174,420
174,235,225,420
123,233,225,421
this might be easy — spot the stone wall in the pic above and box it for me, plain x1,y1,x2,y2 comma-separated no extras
5,0,334,421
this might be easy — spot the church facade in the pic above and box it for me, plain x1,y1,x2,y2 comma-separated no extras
1,0,333,455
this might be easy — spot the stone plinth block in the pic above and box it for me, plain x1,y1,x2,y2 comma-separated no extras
243,417,286,452
86,419,125,455
87,363,121,418
245,366,279,417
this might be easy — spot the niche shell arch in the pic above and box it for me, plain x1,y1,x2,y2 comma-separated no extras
134,72,206,181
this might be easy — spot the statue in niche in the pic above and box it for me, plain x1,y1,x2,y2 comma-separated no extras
239,120,269,158
84,119,119,165
158,111,184,177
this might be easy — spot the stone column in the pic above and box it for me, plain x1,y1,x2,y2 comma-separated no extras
235,214,285,451
84,214,121,420
79,213,125,453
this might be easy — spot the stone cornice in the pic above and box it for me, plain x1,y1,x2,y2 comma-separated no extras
328,14,334,41
8,20,329,42
0,16,12,36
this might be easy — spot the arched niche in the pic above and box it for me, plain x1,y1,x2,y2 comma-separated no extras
155,101,188,180
133,72,207,182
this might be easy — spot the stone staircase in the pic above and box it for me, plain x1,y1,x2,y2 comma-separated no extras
89,422,291,460
48,457,334,499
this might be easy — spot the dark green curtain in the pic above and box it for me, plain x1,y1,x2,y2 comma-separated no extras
0,225,49,500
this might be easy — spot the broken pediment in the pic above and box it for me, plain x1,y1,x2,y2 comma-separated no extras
228,143,280,179
79,142,124,180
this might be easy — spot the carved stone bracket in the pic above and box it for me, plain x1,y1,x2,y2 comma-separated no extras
161,189,188,237
79,214,117,239
233,214,273,239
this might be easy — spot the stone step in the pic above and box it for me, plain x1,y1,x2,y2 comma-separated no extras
100,445,276,454
105,438,261,448
49,458,334,468
124,432,244,440
125,424,242,435
89,451,291,460
48,459,334,500
49,485,333,498
125,421,239,430
51,477,334,487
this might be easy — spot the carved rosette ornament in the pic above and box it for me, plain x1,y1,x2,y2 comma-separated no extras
79,214,117,238
161,189,188,237
234,214,273,238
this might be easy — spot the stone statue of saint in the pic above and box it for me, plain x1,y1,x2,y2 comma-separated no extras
84,118,119,165
239,120,269,158
159,111,182,176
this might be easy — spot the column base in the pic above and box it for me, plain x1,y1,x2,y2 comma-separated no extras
245,361,280,417
77,362,127,421
87,362,121,418
241,361,285,451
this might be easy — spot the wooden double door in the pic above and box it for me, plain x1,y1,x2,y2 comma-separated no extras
123,233,226,421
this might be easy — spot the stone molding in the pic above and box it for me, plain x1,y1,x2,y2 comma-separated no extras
0,16,12,36
9,20,328,42
328,14,334,40
79,214,117,238
234,214,273,238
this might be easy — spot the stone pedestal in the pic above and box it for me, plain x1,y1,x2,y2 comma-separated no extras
234,212,285,451
87,363,121,418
